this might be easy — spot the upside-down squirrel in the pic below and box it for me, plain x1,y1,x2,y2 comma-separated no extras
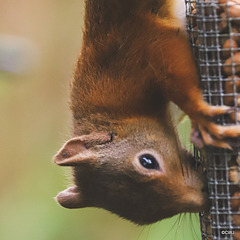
54,0,240,225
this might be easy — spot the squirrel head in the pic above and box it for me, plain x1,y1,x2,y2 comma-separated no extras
54,117,208,225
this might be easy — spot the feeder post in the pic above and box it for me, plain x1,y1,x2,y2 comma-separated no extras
185,0,240,239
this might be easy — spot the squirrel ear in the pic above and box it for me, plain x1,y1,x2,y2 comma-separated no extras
56,186,85,209
54,132,112,166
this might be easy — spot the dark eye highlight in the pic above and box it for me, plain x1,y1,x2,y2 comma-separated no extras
139,154,159,170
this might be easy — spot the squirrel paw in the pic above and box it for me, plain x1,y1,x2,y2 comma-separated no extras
190,106,240,150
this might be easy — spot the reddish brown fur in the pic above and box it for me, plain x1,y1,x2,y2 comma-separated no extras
54,0,240,225
71,0,240,148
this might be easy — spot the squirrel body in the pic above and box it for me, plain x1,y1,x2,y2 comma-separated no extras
54,0,240,225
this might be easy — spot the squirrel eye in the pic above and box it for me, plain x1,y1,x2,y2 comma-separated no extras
139,154,159,170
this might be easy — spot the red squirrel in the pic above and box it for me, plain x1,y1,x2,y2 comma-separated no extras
54,0,240,225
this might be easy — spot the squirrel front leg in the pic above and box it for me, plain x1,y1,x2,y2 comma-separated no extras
148,22,240,149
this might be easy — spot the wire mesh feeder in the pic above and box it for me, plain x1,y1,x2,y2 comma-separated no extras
185,0,240,239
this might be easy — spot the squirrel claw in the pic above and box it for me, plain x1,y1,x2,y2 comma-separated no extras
191,124,233,150
209,105,234,116
190,104,240,149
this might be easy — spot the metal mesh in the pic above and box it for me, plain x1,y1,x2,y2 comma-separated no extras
185,0,240,239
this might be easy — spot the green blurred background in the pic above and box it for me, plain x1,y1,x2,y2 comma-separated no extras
0,1,201,239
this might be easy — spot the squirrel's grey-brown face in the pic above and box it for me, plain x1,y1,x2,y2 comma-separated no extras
54,127,208,225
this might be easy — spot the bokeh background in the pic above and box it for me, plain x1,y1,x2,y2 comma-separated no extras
0,1,201,239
